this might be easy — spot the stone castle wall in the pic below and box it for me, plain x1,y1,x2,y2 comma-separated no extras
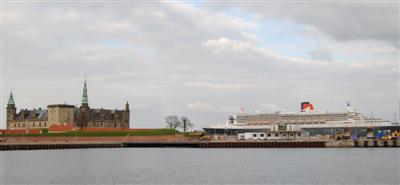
6,104,130,129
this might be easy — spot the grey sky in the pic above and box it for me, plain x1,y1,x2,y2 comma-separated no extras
1,1,399,129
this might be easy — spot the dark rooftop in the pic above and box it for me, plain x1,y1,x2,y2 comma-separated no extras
47,104,75,108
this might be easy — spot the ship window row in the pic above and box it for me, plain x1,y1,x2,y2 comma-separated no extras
246,121,328,125
239,117,348,121
238,114,349,120
238,117,349,123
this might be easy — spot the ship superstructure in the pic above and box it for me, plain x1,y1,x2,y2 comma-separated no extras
203,102,398,136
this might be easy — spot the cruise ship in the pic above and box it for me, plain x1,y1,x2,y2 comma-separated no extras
203,102,399,137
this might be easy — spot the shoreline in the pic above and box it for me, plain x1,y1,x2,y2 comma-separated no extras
1,139,398,150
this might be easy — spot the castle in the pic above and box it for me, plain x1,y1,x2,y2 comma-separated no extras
6,78,130,129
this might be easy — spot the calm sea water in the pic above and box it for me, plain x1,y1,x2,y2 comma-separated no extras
1,148,399,185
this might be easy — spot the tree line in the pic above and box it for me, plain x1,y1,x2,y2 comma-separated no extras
165,115,193,133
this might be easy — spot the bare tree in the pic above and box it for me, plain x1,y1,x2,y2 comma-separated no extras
165,115,181,130
181,116,194,133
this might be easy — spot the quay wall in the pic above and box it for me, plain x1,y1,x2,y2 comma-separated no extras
198,141,325,148
326,140,399,147
1,139,399,151
1,135,185,144
0,143,121,150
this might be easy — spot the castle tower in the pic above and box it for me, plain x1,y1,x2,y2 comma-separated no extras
122,101,130,129
81,76,89,107
79,77,90,128
125,101,130,112
6,92,17,126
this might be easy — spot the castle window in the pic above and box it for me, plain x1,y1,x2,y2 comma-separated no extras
33,123,35,127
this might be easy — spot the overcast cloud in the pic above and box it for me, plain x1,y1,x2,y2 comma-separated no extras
1,1,398,129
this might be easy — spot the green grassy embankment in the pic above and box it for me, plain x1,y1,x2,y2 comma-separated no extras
1,129,179,137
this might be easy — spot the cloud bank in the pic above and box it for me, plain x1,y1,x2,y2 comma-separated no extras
1,1,398,128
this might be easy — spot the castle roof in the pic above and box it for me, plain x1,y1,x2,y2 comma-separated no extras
7,92,15,105
88,108,124,120
47,104,75,108
15,109,48,120
36,109,47,118
81,76,89,106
